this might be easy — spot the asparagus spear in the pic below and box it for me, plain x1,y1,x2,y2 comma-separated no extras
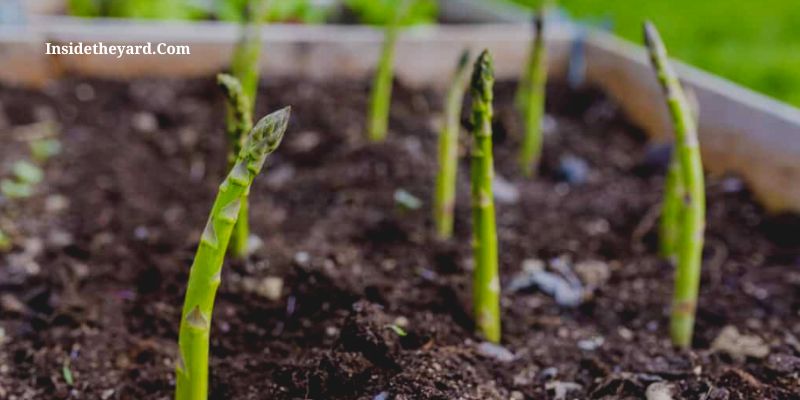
517,7,548,176
644,22,706,349
366,0,407,142
175,107,290,399
433,50,471,239
219,73,255,258
227,0,268,258
659,156,683,260
0,228,10,252
469,50,501,343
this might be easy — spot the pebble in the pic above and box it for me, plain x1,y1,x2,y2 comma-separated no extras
574,260,610,288
1,294,26,314
557,154,589,185
325,326,340,337
133,226,149,240
711,325,769,360
766,353,800,374
131,112,158,133
507,258,583,307
75,83,95,102
373,391,389,400
720,176,744,193
492,174,520,204
48,229,74,248
45,195,70,213
293,251,311,266
645,382,674,400
545,381,582,400
289,131,321,153
577,336,604,351
477,342,515,363
543,115,558,135
394,189,422,210
256,277,283,301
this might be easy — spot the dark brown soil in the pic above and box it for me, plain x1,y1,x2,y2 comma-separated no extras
0,76,798,400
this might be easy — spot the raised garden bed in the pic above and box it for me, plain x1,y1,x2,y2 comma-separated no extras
2,8,800,399
0,74,798,398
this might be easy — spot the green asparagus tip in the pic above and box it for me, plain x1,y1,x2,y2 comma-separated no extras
217,73,243,96
471,50,495,104
643,21,666,59
457,49,471,70
243,106,291,158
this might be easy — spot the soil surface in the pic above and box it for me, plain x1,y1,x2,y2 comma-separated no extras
0,76,799,400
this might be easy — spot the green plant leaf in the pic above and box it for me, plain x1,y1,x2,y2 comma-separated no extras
344,0,438,26
13,161,44,185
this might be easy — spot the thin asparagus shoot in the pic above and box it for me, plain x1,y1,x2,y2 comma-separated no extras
219,74,255,258
644,22,706,349
227,0,268,258
469,50,501,343
518,6,548,177
175,107,290,400
433,49,471,239
659,156,683,260
366,0,407,142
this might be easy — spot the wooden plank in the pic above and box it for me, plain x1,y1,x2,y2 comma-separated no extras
5,18,571,87
0,18,798,212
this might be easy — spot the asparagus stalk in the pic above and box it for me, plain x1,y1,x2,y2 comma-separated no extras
644,22,706,349
175,107,290,399
366,0,407,142
220,73,255,259
433,50,471,239
226,0,268,258
659,156,683,260
0,228,10,252
469,50,501,343
517,7,548,176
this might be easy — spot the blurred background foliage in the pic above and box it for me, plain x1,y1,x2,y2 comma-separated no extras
507,0,800,106
66,0,800,106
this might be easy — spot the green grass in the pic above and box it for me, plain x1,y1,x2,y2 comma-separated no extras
508,0,800,106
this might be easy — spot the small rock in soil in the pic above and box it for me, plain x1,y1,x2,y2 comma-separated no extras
545,381,582,400
287,130,321,154
493,174,520,204
711,326,770,360
556,154,589,185
577,336,604,351
242,276,283,301
574,259,610,289
131,112,158,133
645,381,675,400
476,342,515,363
765,353,800,374
1,294,26,314
507,258,583,307
45,195,69,214
372,391,389,400
393,189,422,210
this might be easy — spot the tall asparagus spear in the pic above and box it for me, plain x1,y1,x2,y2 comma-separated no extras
469,50,501,343
517,6,548,176
175,107,290,400
644,22,706,349
366,0,408,142
433,50,471,239
227,0,268,258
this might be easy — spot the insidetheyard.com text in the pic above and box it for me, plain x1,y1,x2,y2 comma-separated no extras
45,42,191,59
